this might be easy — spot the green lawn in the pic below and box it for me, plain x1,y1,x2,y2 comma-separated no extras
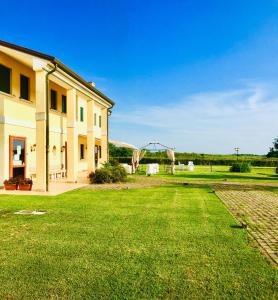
0,185,277,299
150,165,278,183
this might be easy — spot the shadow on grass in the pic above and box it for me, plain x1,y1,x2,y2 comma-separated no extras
230,224,245,229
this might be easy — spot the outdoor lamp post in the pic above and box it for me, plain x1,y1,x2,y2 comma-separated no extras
234,147,240,161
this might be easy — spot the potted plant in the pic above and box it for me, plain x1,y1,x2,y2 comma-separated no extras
4,178,18,190
18,178,33,191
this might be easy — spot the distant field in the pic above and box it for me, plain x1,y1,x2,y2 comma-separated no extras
138,165,278,183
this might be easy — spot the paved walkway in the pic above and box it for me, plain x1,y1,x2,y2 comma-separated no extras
214,184,278,266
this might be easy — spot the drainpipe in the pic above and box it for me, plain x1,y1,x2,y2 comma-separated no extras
45,63,57,191
107,105,114,162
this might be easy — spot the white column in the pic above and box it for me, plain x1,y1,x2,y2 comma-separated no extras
87,99,95,173
67,89,78,182
0,123,5,186
101,108,108,164
35,70,47,191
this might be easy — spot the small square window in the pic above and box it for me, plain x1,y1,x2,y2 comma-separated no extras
0,64,11,94
80,107,84,122
50,90,57,110
20,74,29,100
62,95,67,113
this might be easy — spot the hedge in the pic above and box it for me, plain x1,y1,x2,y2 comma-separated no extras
110,157,278,167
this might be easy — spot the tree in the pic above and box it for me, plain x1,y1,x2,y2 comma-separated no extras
109,143,132,157
267,138,278,158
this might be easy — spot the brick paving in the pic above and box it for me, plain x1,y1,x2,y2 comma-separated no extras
214,184,278,266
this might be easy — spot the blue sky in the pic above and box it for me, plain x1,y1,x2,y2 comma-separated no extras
1,0,278,154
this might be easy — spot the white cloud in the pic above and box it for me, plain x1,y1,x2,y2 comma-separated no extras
110,81,278,154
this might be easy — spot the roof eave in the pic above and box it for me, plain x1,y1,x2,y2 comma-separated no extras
0,40,115,106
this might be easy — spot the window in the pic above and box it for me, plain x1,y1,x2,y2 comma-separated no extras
62,95,67,113
80,107,84,122
50,90,57,110
94,113,97,126
20,74,29,100
80,144,84,160
99,146,102,158
0,64,11,94
99,115,102,128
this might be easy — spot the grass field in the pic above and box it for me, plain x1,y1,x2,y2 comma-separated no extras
0,185,277,299
139,165,278,183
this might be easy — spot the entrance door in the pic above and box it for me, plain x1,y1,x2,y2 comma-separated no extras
9,136,26,178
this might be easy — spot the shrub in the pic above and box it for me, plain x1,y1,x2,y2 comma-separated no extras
89,164,127,184
4,178,18,185
110,165,127,183
19,178,33,185
230,162,252,173
230,163,241,172
89,168,112,184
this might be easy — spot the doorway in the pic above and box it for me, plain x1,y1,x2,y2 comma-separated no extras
9,136,26,178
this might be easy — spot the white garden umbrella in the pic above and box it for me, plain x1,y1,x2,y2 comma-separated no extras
166,149,175,174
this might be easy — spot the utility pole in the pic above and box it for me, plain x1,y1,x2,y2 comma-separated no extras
234,147,240,161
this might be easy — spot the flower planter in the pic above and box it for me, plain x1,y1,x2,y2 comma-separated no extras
4,183,18,190
18,184,33,191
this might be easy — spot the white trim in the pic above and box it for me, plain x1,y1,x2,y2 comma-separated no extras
32,57,49,71
0,115,67,134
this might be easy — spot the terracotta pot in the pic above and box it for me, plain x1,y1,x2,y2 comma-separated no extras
4,183,17,190
18,184,32,191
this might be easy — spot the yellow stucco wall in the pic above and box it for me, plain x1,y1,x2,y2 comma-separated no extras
0,51,36,102
0,50,110,187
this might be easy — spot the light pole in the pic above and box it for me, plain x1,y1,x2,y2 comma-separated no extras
234,147,240,161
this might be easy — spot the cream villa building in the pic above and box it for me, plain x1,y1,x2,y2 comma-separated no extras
0,40,114,191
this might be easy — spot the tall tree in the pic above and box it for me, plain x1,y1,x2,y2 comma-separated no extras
267,138,278,158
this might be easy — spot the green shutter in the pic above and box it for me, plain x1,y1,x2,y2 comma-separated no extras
62,95,67,113
80,107,84,122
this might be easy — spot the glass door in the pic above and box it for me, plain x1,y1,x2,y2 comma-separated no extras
9,136,26,178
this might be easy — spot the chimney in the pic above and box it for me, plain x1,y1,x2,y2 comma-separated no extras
88,81,95,87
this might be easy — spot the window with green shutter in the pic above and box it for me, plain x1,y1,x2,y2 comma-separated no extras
99,115,102,127
0,64,11,94
94,113,97,126
80,107,84,122
20,74,29,100
62,95,67,113
50,90,57,110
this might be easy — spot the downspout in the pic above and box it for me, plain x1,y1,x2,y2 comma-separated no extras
45,63,57,191
107,105,114,162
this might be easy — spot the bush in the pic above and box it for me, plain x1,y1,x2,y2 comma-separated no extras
89,164,127,184
230,162,252,173
111,165,127,183
89,168,112,184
